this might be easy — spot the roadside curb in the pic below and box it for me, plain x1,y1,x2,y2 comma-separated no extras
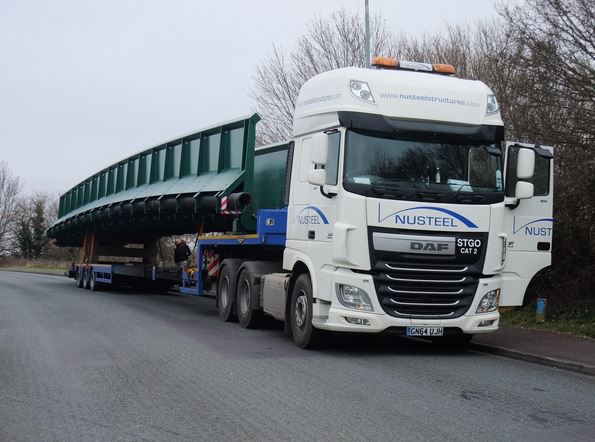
471,343,595,377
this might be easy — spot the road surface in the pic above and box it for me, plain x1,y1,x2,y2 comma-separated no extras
1,271,593,441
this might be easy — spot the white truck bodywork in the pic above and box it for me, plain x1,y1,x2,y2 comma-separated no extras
279,66,553,337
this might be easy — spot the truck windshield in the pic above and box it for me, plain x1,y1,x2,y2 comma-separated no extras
343,130,504,203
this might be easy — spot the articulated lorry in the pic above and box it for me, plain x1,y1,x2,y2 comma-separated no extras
50,57,554,348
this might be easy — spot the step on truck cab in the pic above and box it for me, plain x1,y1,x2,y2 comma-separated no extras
254,58,554,347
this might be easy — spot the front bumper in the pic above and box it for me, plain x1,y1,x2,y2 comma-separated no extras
312,267,500,334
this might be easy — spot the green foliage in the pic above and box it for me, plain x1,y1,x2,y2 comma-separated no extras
12,192,54,259
30,197,47,258
0,256,75,275
14,216,33,259
501,305,595,339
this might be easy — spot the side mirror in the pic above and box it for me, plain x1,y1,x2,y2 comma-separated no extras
307,169,326,186
311,133,328,165
515,181,534,199
516,148,535,179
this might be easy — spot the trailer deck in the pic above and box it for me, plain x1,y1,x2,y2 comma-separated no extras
179,208,287,295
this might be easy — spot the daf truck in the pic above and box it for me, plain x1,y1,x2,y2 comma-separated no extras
54,57,554,348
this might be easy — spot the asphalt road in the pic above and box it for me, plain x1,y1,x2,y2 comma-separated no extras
1,271,594,442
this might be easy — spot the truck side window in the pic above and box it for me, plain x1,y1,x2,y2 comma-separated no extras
298,138,311,182
283,141,294,206
506,145,550,196
325,132,341,185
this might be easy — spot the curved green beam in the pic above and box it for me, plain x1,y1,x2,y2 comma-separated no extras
48,114,260,246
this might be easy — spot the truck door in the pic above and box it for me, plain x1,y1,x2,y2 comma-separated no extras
500,142,554,306
287,132,339,245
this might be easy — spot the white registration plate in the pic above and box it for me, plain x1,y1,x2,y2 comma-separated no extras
406,326,444,337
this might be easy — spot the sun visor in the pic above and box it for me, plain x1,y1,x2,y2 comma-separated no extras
338,111,504,143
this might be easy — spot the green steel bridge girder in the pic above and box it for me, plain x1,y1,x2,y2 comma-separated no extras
48,114,262,246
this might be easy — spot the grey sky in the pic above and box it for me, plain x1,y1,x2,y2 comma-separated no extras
0,0,508,196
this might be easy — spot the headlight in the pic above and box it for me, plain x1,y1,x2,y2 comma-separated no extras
350,80,375,103
336,284,374,311
486,94,499,115
476,289,500,313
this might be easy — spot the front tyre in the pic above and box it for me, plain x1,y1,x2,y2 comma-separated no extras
290,274,321,349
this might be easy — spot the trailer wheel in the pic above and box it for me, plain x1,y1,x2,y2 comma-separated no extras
290,274,321,349
89,271,99,291
217,260,241,322
83,269,91,289
236,268,264,329
75,268,84,288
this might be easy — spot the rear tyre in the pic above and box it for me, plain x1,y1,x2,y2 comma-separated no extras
75,268,84,288
89,271,99,291
83,269,91,289
236,268,264,329
217,260,241,322
290,273,322,349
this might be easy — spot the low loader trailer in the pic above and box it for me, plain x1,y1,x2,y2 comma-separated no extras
56,57,554,348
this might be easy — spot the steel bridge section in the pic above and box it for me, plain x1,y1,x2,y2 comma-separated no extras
48,114,260,246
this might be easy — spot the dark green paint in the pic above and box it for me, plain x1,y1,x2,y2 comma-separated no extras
49,114,290,245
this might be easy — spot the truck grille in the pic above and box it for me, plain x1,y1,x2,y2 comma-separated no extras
373,261,480,319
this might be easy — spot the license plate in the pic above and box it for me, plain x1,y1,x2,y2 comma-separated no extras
406,326,444,337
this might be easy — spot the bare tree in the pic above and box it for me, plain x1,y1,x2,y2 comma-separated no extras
252,9,398,144
493,0,595,305
0,161,21,255
499,0,595,150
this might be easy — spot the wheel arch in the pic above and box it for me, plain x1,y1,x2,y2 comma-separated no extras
522,265,552,307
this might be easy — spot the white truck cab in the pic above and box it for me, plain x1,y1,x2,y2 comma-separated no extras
280,59,553,346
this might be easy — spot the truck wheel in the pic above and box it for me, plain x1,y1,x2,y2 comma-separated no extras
217,261,240,322
89,271,99,291
75,268,84,288
236,268,264,329
290,274,321,349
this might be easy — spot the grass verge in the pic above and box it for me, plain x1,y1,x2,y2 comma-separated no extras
0,266,66,276
500,305,595,339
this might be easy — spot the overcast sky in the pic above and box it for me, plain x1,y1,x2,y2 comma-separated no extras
0,0,509,196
